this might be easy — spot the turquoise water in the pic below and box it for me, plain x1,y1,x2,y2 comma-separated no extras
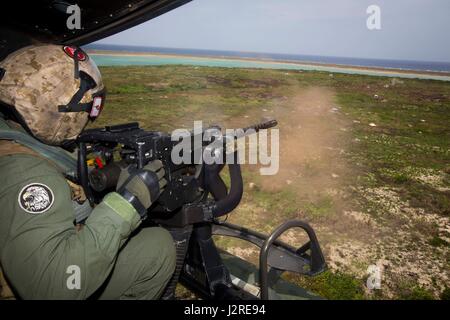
91,54,450,82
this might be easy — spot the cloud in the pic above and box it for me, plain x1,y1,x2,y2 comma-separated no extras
97,0,450,62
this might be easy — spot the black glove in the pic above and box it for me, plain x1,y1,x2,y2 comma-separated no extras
116,160,167,220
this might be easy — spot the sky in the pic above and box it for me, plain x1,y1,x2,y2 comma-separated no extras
97,0,450,62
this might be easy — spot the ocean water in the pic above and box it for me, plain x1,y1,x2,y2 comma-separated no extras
85,44,450,81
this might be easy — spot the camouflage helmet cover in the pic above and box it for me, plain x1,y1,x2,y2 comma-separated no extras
0,44,105,145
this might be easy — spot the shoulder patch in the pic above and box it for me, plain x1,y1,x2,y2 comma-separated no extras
18,183,54,214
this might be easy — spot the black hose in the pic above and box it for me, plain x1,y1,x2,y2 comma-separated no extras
205,163,227,201
211,161,243,217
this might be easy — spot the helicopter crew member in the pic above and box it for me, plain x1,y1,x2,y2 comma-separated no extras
0,44,175,299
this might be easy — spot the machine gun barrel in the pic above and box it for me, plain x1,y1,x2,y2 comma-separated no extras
221,118,278,156
241,118,278,133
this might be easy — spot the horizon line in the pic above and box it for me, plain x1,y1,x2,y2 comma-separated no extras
87,43,450,65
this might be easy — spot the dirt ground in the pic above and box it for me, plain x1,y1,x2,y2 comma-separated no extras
98,65,450,299
225,86,449,299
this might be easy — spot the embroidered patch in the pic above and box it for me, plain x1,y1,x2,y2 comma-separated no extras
18,183,54,214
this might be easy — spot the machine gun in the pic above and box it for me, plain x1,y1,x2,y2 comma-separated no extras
76,119,326,300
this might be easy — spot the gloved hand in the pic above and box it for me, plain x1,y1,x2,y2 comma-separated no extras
116,160,167,220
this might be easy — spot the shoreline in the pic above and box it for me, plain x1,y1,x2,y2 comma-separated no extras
87,49,450,80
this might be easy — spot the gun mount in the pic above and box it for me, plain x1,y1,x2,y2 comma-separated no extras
75,119,326,300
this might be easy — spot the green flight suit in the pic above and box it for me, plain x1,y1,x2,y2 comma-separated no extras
0,136,176,299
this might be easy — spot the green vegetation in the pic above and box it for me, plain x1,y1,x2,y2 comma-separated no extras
337,80,450,217
398,285,435,300
441,287,450,300
96,65,291,130
286,270,365,300
97,65,450,299
429,235,449,247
